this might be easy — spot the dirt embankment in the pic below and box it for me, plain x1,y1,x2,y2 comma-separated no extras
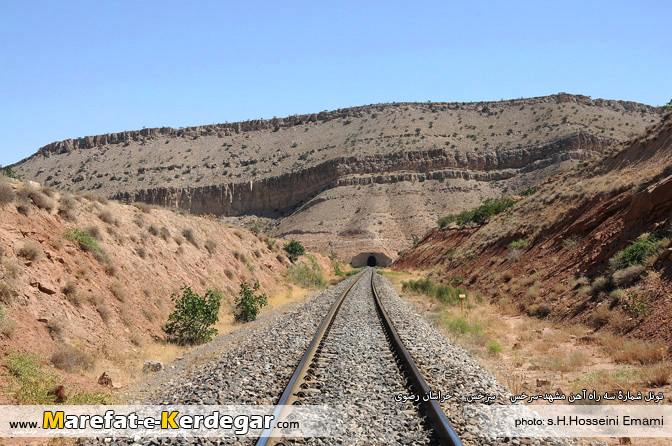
0,180,323,401
395,113,672,349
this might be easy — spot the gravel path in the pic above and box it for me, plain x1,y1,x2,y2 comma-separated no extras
80,270,576,446
373,271,573,446
287,268,434,445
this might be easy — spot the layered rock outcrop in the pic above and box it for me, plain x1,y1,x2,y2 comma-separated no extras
114,132,611,217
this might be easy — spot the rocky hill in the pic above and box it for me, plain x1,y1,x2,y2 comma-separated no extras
395,112,672,348
12,94,664,260
0,179,313,400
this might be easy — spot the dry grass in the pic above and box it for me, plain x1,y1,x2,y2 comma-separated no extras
182,228,198,247
204,239,217,255
110,281,126,302
18,241,43,262
18,183,54,211
90,295,111,324
99,209,116,225
51,344,94,372
16,200,31,216
159,227,171,241
0,181,16,206
598,333,667,364
57,192,77,221
540,350,591,372
642,362,671,387
133,202,152,213
0,281,16,305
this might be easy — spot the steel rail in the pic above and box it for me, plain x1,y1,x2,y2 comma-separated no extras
255,270,368,446
370,269,463,446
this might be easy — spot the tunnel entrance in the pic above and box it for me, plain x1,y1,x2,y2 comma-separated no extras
351,252,393,268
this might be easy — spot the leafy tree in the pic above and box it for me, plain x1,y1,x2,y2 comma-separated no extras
234,281,267,322
664,99,672,111
283,240,305,263
165,286,222,345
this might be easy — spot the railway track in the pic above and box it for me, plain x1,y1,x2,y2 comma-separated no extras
257,268,463,446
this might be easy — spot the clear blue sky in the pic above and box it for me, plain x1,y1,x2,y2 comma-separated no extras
1,0,670,166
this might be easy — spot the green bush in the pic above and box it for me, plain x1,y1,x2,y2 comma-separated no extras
283,240,305,263
438,197,518,228
63,227,101,254
508,238,529,250
165,286,222,344
611,233,664,270
520,186,539,196
402,278,465,305
234,281,267,322
487,340,504,355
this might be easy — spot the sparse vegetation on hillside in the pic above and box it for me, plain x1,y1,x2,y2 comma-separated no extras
234,281,267,322
286,255,326,289
165,285,222,345
438,197,518,228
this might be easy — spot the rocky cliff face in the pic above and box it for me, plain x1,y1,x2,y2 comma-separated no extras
113,132,611,217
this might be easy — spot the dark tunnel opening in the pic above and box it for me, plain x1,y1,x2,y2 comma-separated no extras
367,255,377,267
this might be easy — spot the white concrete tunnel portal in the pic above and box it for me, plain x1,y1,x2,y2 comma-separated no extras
350,252,393,268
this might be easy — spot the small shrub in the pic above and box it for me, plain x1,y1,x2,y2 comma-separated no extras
134,202,152,213
283,240,305,263
508,238,529,250
438,197,518,228
90,295,110,323
16,200,31,215
562,235,581,252
57,193,77,220
87,225,102,240
508,248,522,263
137,247,147,258
165,285,222,345
590,276,613,296
99,209,117,225
61,281,77,299
487,340,503,355
233,230,244,239
612,265,646,287
0,282,17,305
18,184,54,211
50,345,94,373
265,237,276,250
234,281,267,323
643,362,671,386
0,181,16,206
18,241,43,262
159,227,171,241
183,228,198,247
224,269,234,279
611,233,664,270
148,225,159,236
501,270,513,282
234,251,247,263
110,281,126,302
205,239,217,255
63,228,101,254
173,235,184,245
